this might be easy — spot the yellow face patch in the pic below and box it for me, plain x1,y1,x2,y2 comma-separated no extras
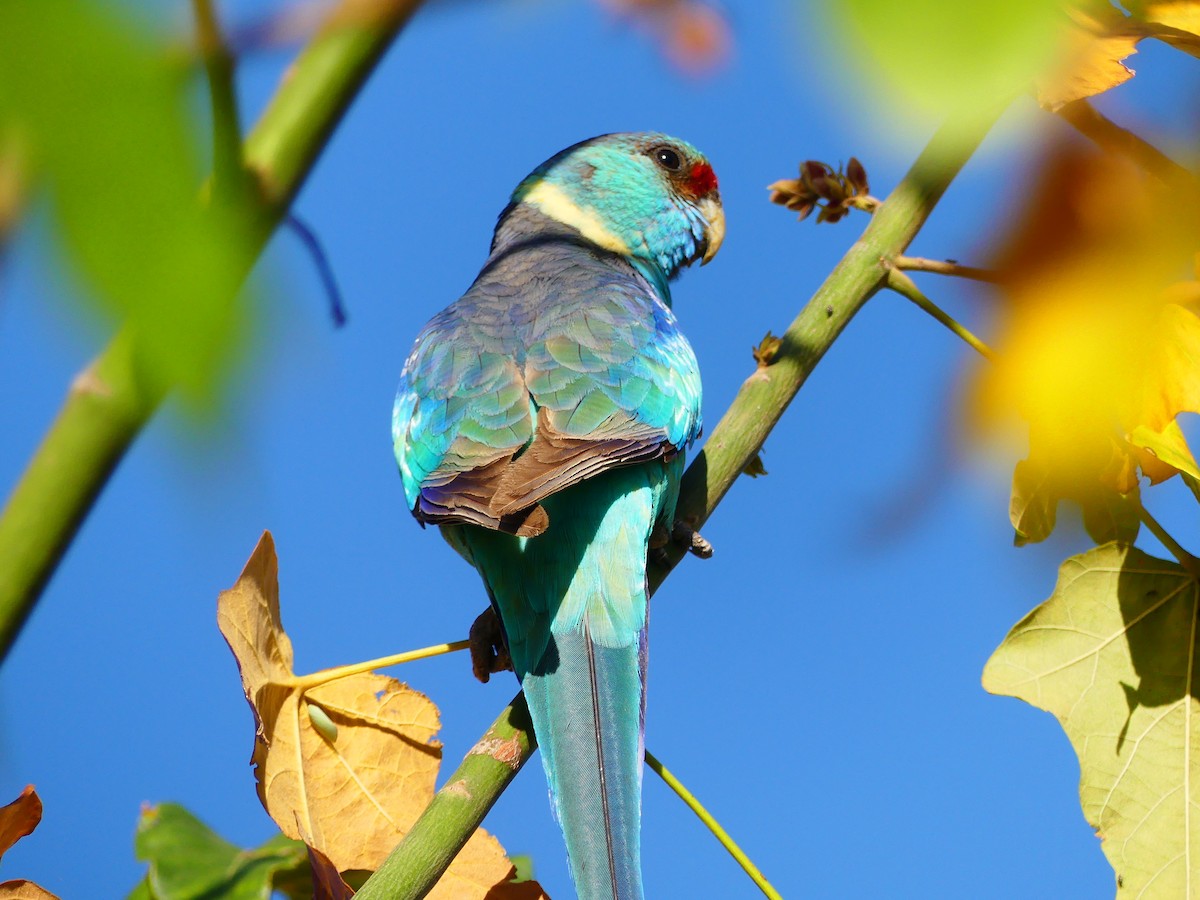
522,180,631,256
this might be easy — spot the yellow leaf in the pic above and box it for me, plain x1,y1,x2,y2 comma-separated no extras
0,786,41,861
1130,420,1200,482
218,532,544,897
1036,6,1139,110
970,145,1200,531
1137,0,1200,57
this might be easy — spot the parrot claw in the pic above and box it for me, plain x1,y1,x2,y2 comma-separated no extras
469,607,513,683
672,521,713,559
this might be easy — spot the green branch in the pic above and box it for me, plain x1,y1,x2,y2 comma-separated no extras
362,104,1007,896
0,0,425,663
354,693,537,900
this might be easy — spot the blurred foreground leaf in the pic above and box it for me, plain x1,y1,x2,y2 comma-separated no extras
0,0,255,405
828,0,1061,120
133,803,308,900
218,532,543,896
970,145,1200,541
984,544,1200,895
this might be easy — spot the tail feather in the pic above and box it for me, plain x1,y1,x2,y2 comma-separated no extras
457,461,682,900
524,623,646,899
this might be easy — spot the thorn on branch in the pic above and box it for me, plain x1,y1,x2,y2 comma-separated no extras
768,157,879,224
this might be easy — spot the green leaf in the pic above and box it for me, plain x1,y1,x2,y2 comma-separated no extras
1009,455,1058,545
826,0,1061,121
983,544,1200,894
1080,487,1141,546
134,803,309,900
0,0,255,405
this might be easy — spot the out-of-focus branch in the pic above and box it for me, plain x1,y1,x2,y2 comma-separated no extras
0,0,426,664
1057,98,1192,183
192,0,247,201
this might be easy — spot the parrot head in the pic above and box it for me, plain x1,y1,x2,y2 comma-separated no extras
503,132,725,283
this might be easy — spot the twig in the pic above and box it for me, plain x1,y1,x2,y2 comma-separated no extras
885,267,994,360
286,213,348,326
192,0,247,201
649,104,1007,593
645,750,782,900
893,254,999,283
0,0,427,663
1136,503,1200,580
1057,99,1193,184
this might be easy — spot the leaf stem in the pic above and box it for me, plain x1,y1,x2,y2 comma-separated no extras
1136,503,1200,579
885,267,994,360
291,640,470,691
893,254,999,283
645,749,781,900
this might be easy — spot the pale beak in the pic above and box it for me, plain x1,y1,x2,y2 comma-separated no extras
697,195,725,265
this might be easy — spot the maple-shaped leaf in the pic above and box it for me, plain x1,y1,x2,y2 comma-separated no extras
218,532,545,897
970,144,1200,542
984,544,1200,894
0,786,41,862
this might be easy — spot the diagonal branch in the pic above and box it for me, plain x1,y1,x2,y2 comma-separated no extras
0,0,425,663
360,102,1008,897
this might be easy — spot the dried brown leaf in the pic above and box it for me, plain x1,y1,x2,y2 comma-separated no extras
218,532,442,872
428,830,549,900
0,882,59,900
0,787,41,861
218,533,545,897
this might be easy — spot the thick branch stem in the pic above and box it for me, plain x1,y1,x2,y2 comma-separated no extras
0,0,425,663
354,693,537,900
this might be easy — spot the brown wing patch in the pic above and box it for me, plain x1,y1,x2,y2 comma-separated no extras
415,409,670,537
491,406,669,515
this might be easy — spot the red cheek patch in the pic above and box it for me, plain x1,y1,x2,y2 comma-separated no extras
688,162,718,196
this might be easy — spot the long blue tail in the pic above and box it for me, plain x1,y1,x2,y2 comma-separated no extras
523,623,646,898
455,461,680,900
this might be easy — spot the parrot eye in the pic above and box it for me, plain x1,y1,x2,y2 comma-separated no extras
652,147,683,171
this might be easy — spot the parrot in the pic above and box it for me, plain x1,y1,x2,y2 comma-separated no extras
392,132,723,899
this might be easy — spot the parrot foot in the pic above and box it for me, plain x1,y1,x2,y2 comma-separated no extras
673,521,714,559
469,607,512,684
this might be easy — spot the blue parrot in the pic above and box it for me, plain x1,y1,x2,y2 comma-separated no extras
392,132,723,899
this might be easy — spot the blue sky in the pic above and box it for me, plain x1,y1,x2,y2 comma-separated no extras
2,1,1198,897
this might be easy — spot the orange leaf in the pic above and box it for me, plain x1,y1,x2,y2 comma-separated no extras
0,787,41,861
218,532,547,897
